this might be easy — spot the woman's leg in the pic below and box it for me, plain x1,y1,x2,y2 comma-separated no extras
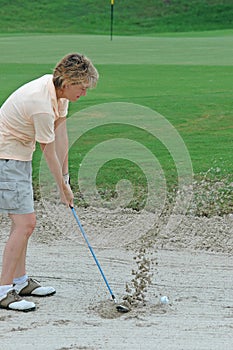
0,213,36,285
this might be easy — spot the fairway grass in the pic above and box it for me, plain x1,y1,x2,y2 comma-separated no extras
1,31,233,212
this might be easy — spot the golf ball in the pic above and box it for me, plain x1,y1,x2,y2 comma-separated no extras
160,296,169,304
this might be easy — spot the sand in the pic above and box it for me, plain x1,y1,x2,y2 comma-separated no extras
0,201,232,350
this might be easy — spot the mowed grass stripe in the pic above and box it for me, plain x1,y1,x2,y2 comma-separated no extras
0,33,233,65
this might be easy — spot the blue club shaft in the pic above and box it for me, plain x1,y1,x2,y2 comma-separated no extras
70,206,116,301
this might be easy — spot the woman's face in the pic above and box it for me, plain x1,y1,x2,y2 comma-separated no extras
62,83,88,102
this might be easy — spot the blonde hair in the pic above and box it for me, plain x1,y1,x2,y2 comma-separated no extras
53,53,99,89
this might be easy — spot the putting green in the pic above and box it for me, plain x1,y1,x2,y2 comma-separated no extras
0,32,233,65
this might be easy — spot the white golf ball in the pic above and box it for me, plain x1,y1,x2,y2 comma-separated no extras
160,296,169,304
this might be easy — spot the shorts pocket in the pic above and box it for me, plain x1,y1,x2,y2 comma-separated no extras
0,182,20,210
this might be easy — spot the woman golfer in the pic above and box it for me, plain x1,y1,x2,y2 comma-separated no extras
0,53,99,311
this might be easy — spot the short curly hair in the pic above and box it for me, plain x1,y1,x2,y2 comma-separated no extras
53,53,99,89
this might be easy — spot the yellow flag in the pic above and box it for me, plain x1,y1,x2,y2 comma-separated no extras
111,0,114,5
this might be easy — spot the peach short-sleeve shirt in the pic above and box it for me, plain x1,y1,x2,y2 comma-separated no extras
0,74,69,161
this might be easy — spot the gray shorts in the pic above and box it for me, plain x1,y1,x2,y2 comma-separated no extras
0,159,34,214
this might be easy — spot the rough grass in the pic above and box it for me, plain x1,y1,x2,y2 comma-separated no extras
0,0,233,34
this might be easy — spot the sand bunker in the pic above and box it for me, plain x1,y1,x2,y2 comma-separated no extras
0,199,232,349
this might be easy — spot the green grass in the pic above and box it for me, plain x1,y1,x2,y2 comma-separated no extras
0,0,233,34
1,31,233,212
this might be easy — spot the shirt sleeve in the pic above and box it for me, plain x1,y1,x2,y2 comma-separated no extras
31,113,55,143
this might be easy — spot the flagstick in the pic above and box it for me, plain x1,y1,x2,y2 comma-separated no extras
110,0,114,40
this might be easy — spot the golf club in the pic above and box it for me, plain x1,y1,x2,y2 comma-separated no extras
70,205,129,313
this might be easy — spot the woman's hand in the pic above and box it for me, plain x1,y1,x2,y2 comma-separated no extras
60,183,74,207
60,173,74,207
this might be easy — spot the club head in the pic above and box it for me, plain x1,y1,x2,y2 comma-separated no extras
116,304,130,313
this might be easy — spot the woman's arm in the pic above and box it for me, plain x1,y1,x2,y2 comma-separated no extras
40,140,73,206
54,117,69,176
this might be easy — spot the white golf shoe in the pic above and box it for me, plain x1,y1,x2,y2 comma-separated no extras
14,278,56,297
0,289,36,312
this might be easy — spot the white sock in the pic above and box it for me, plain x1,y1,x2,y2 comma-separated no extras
13,274,28,285
0,284,13,298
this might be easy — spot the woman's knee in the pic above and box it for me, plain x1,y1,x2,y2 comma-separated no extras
26,214,36,235
10,213,36,238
